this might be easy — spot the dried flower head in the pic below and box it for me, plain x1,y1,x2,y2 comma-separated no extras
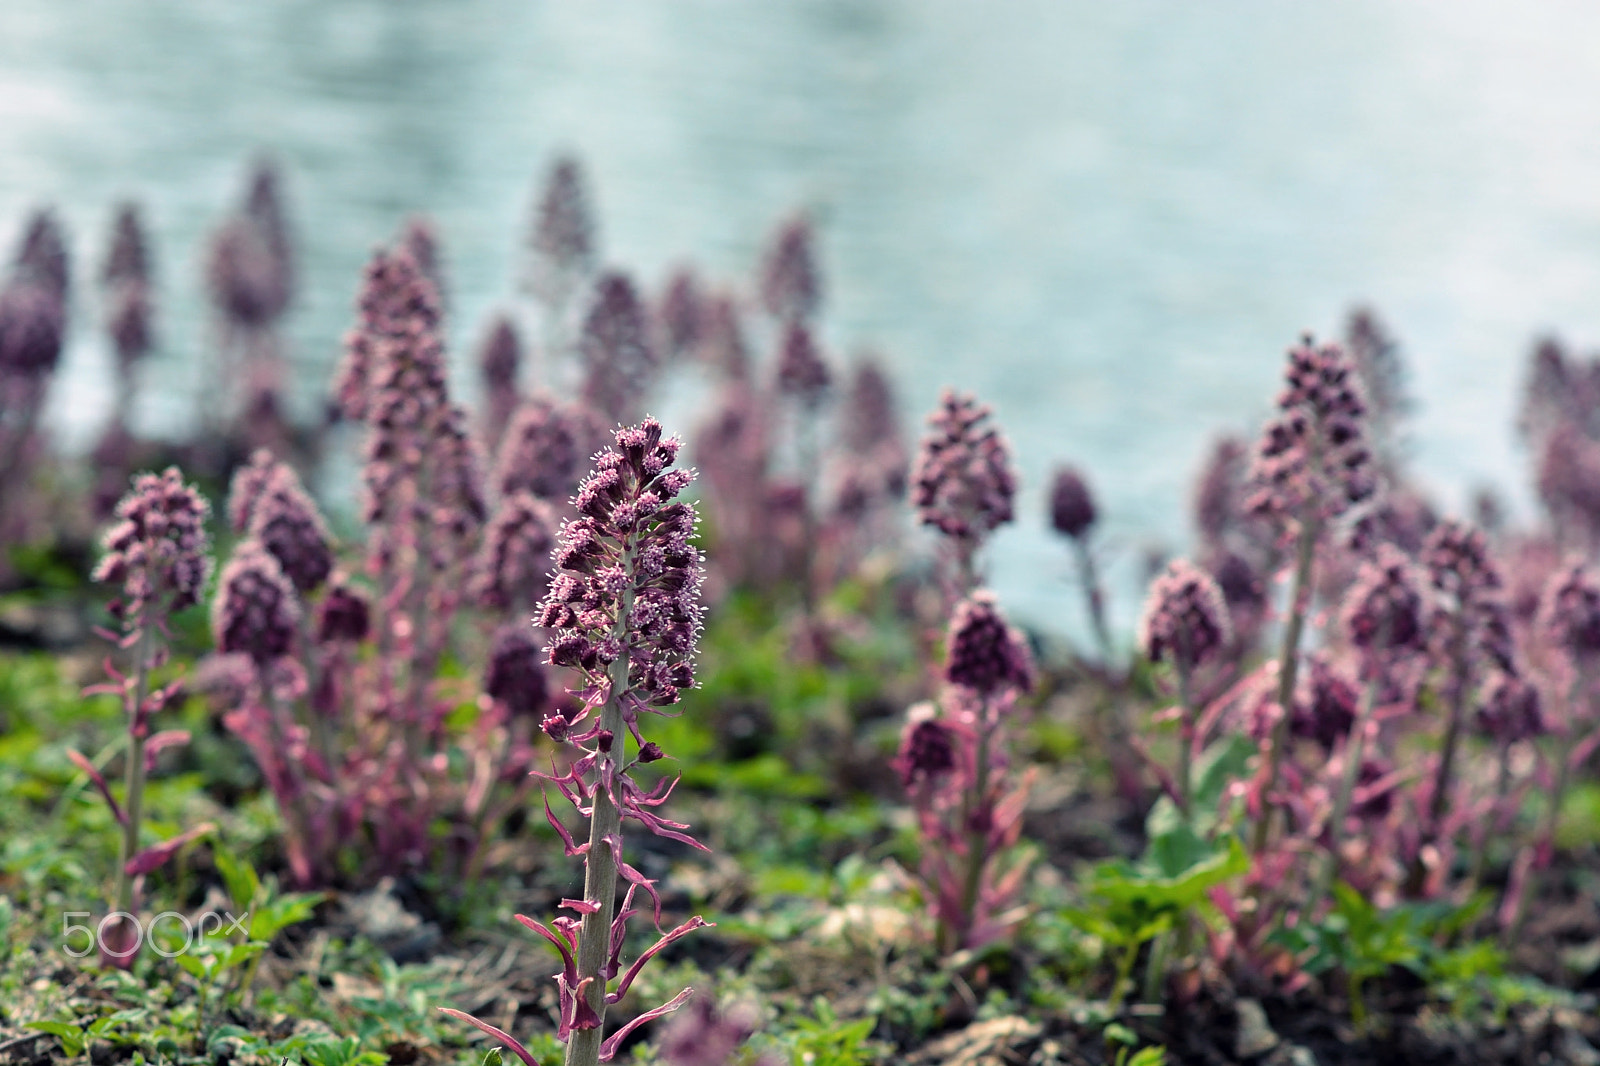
774,319,829,408
579,272,657,422
1535,422,1600,542
484,624,549,720
1422,518,1513,671
212,541,299,665
1138,559,1231,672
475,491,556,611
841,357,900,453
911,390,1017,543
1247,335,1376,523
944,592,1034,697
1048,466,1097,540
1343,546,1427,658
93,467,213,630
206,216,287,329
1193,435,1251,546
760,213,819,321
334,245,444,423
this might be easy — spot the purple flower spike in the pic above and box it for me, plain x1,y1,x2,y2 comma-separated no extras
579,272,657,423
528,156,597,304
911,389,1017,544
15,209,69,299
229,450,333,595
316,578,370,644
0,281,66,378
775,319,830,409
476,491,556,611
1291,656,1359,752
1247,335,1376,523
1476,672,1545,745
93,467,213,629
494,394,601,503
1343,545,1427,659
896,714,957,789
1539,559,1600,667
945,592,1034,697
1048,466,1097,540
658,266,704,362
759,212,820,321
485,625,549,720
212,541,300,666
1138,559,1231,672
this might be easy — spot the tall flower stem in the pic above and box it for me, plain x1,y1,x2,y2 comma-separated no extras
1313,668,1382,911
1072,538,1113,666
566,547,635,1066
1407,630,1470,896
953,694,993,953
114,624,157,920
1252,514,1320,856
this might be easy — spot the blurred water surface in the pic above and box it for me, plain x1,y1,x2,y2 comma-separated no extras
3,1,1600,639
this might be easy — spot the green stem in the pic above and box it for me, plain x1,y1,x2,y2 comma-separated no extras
1072,538,1113,666
1176,660,1195,818
565,544,636,1066
1408,628,1469,896
115,625,157,921
1251,513,1320,856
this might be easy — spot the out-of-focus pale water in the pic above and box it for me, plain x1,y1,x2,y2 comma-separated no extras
4,1,1600,642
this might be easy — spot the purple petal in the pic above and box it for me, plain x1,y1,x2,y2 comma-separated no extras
67,749,125,826
124,822,214,876
436,1010,542,1066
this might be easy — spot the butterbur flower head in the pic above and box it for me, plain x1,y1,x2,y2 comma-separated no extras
484,625,549,720
102,203,150,289
212,541,299,665
228,450,332,594
1344,305,1406,428
1343,546,1427,658
494,394,599,502
1352,757,1397,820
658,265,704,360
206,216,285,329
1539,560,1600,668
699,291,749,380
334,246,443,423
528,156,596,298
579,272,656,422
760,213,820,321
1476,672,1545,744
1138,559,1231,672
397,215,444,298
478,314,520,396
1193,435,1251,546
1292,656,1358,751
1535,422,1600,538
841,357,899,453
0,281,66,378
15,209,69,299
538,418,705,709
475,491,556,610
428,403,488,541
1247,335,1376,523
911,390,1017,543
1048,465,1097,540
93,467,213,629
316,578,370,644
775,319,829,408
657,998,766,1066
944,591,1034,696
896,712,956,788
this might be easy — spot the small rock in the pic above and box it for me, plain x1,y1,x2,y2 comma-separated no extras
906,1016,1043,1066
1235,998,1279,1058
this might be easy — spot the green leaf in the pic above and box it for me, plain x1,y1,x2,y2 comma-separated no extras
25,1021,86,1058
212,842,261,912
483,1050,504,1066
